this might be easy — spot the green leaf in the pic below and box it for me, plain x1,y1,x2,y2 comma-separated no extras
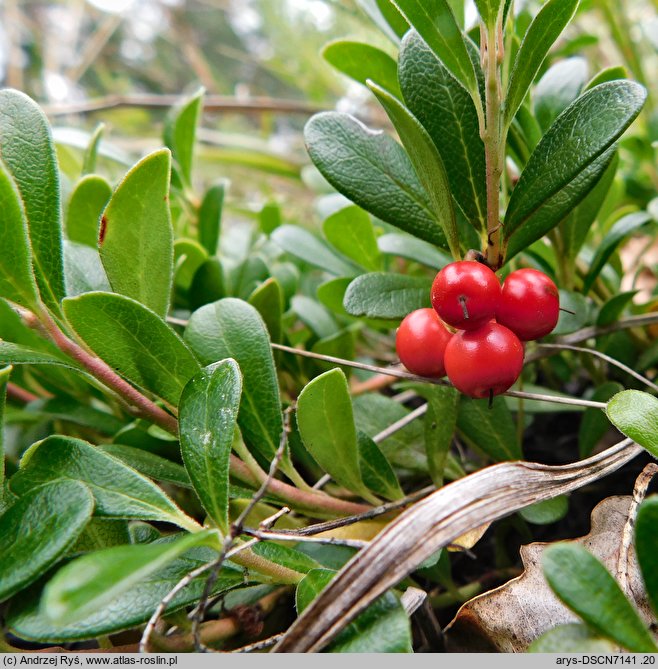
421,385,459,486
543,543,658,652
519,495,569,524
552,289,589,335
63,291,200,406
355,0,407,43
81,123,105,175
378,233,451,269
457,396,521,461
97,444,191,488
179,360,242,534
368,82,459,258
635,496,658,618
248,278,284,344
0,89,65,310
0,341,81,372
504,82,646,251
583,212,652,294
63,241,111,298
0,366,9,505
357,432,403,501
190,258,226,310
296,568,412,652
585,66,628,91
65,175,112,247
174,239,208,293
7,541,244,642
304,113,447,248
99,149,174,317
316,278,352,317
596,290,637,327
323,206,381,272
578,382,623,458
184,299,284,468
0,160,40,310
473,0,503,27
164,88,204,186
323,41,401,98
529,623,616,653
344,273,431,319
27,396,125,435
291,296,338,340
43,530,218,625
606,390,658,458
560,153,618,260
297,369,375,502
198,180,226,256
9,436,197,530
399,31,486,231
534,57,589,131
391,0,479,103
252,542,322,575
272,223,359,276
0,480,93,602
312,330,356,375
504,0,580,128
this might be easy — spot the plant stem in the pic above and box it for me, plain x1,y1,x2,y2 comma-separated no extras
38,309,179,435
482,20,505,269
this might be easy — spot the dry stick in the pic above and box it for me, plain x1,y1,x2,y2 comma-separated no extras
190,417,292,653
271,343,607,410
43,94,323,117
234,633,286,654
537,343,658,393
273,437,642,652
617,463,658,597
242,529,368,550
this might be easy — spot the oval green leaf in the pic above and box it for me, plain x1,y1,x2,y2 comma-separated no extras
164,88,204,186
635,496,658,618
323,206,382,272
65,175,112,248
606,390,658,458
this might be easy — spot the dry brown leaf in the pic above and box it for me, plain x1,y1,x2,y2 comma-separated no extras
272,438,641,652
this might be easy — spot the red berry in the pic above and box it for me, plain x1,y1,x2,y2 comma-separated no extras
496,268,559,341
395,308,453,377
431,261,501,331
444,322,524,398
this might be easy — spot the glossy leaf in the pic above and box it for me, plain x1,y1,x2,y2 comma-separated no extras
552,290,589,335
585,66,628,90
198,180,226,256
355,0,407,43
98,444,191,488
378,233,451,269
0,341,82,372
252,542,322,575
596,291,637,327
27,396,124,435
65,175,112,247
399,31,486,230
63,291,200,406
504,82,646,251
190,259,226,310
578,382,623,458
391,0,478,103
9,436,197,530
543,543,658,652
291,296,338,340
248,278,284,344
368,81,459,258
0,480,93,602
582,212,652,294
184,299,284,468
457,396,521,461
323,206,381,272
504,0,580,128
534,57,589,131
473,0,503,27
0,89,65,309
99,149,174,317
0,160,40,310
272,224,359,276
376,0,409,37
296,568,412,652
305,112,446,247
422,385,459,486
43,530,218,625
179,360,242,534
164,88,204,186
81,123,105,175
529,624,616,653
63,241,111,297
297,369,375,502
635,496,658,617
7,543,245,641
519,496,569,525
560,153,618,260
357,432,403,501
173,239,208,293
323,41,401,98
606,390,658,458
344,273,432,319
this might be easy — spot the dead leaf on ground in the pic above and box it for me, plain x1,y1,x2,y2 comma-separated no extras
445,495,656,652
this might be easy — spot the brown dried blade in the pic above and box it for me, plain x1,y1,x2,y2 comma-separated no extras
272,438,641,653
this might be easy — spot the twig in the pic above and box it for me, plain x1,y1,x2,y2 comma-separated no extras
372,404,429,442
233,633,285,653
536,343,658,393
242,529,369,550
190,411,293,652
43,94,323,117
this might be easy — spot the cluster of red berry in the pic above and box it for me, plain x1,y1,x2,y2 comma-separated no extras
395,261,560,399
